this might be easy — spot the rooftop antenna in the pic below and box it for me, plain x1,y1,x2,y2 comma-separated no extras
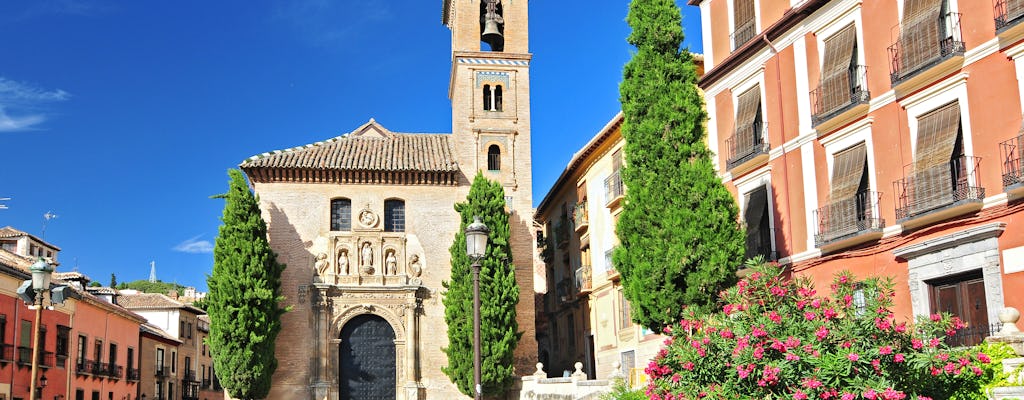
149,261,157,283
0,197,9,210
41,211,58,238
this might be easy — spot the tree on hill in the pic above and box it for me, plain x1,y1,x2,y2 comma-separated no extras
614,0,746,332
442,173,521,397
206,169,286,400
117,279,185,296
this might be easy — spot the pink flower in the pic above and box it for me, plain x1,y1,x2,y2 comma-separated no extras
769,311,782,324
793,390,807,400
682,362,694,371
881,388,905,399
811,298,822,308
978,353,992,363
973,366,984,376
770,286,787,297
863,389,877,399
824,308,838,319
805,312,817,321
930,313,942,322
786,353,800,361
752,326,768,338
879,346,892,355
929,338,941,348
894,354,905,363
848,353,859,362
911,339,923,349
841,394,856,400
816,325,829,341
802,377,823,389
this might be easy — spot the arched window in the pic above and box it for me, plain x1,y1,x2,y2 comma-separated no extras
487,145,501,171
331,198,352,231
494,85,503,111
384,199,405,232
483,84,492,111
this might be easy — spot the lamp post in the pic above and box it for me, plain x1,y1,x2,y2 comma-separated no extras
465,216,489,400
28,257,54,400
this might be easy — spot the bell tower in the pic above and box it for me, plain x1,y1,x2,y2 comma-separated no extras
442,0,539,374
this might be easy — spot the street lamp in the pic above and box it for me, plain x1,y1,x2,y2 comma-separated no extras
28,257,54,400
465,216,489,400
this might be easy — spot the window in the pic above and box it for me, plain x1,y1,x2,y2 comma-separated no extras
0,314,6,344
903,101,977,217
567,316,576,355
483,84,492,111
76,389,84,400
892,0,963,83
617,289,633,330
169,382,175,400
818,143,878,245
56,325,70,360
172,350,177,373
91,391,100,400
156,348,165,374
494,85,503,111
155,382,163,400
482,84,504,112
188,322,193,339
331,198,352,231
384,199,405,232
94,339,103,363
76,335,87,368
732,0,756,49
743,185,774,261
487,145,501,171
728,85,766,169
814,23,866,123
108,343,117,369
127,347,134,373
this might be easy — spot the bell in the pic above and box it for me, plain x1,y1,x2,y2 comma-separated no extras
481,19,504,51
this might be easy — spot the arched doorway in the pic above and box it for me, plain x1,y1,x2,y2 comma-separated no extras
339,314,396,400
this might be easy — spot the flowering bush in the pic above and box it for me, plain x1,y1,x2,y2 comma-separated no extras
645,262,998,400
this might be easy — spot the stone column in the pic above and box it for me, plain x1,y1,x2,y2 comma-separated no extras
403,301,420,400
311,287,332,400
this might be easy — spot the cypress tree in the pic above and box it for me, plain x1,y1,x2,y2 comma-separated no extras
614,0,745,332
206,169,286,400
442,172,521,397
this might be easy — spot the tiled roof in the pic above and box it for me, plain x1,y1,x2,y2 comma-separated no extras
240,119,458,174
118,292,185,309
53,271,89,281
86,286,117,295
0,226,61,250
141,322,181,343
0,248,33,271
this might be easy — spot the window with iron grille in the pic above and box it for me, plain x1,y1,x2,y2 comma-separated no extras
330,198,352,231
813,23,868,124
56,325,70,357
728,85,766,169
384,199,405,232
617,289,633,329
487,145,501,171
732,0,756,49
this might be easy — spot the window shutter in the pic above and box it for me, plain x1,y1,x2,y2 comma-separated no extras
912,102,961,214
744,186,770,259
899,0,943,77
733,0,756,44
827,143,868,238
1008,0,1024,24
734,85,762,153
820,24,858,115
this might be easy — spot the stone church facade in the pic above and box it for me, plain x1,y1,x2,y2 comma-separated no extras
239,1,538,399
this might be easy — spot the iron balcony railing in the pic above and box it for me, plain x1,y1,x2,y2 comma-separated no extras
0,343,12,362
185,369,199,382
888,12,965,84
894,156,985,220
16,346,31,366
573,201,589,232
995,0,1024,31
811,65,870,126
14,347,52,367
76,360,90,375
948,322,1002,347
40,351,56,368
604,169,624,205
1000,135,1023,188
156,364,169,377
91,360,108,375
573,265,593,294
108,363,124,379
731,20,757,50
726,122,770,170
127,367,141,381
813,191,885,247
202,378,212,389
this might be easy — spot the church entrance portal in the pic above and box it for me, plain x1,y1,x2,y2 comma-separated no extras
339,314,397,400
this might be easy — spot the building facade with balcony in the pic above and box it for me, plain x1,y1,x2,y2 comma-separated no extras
692,0,1024,342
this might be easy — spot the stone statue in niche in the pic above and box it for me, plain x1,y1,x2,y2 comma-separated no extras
337,249,350,275
314,252,329,280
385,250,397,275
360,242,374,275
409,254,422,277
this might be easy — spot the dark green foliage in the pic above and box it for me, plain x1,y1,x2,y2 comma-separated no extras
110,273,117,288
88,281,101,287
442,173,521,397
117,280,185,295
615,0,745,332
206,169,286,400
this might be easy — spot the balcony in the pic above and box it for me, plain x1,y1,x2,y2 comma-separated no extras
814,191,885,251
811,65,870,128
0,343,12,363
202,378,212,389
604,169,625,210
1001,135,1024,196
554,220,570,249
888,13,965,87
573,265,593,296
127,367,141,381
76,361,91,375
185,369,199,382
995,0,1024,32
573,201,589,234
91,360,108,376
726,122,769,172
894,156,985,228
108,363,124,379
156,364,169,377
16,346,31,366
731,20,756,51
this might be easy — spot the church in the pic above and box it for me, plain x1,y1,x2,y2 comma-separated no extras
238,1,539,399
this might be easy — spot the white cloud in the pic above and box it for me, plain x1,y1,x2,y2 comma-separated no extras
174,236,214,254
0,78,70,132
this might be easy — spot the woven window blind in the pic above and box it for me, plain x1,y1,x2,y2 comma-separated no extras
734,0,756,37
911,102,961,214
819,24,858,116
826,143,868,238
734,85,762,154
899,0,943,78
744,186,771,259
1008,0,1024,23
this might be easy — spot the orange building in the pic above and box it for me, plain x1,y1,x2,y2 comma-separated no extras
691,0,1024,342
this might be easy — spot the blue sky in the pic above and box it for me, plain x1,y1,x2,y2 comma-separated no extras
0,1,702,290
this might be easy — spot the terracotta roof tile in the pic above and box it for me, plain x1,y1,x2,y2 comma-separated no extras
0,226,61,250
240,119,458,173
0,248,34,272
118,293,185,309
